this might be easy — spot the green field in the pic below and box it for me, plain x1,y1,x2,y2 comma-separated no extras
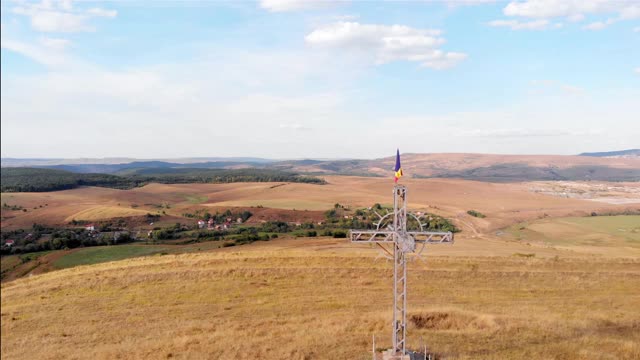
0,256,21,277
53,245,169,269
1,251,52,280
503,215,640,249
183,194,208,204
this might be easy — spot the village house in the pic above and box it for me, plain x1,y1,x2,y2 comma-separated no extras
85,224,95,231
4,239,15,247
197,220,205,229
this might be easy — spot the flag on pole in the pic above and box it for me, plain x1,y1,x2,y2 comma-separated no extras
394,149,403,183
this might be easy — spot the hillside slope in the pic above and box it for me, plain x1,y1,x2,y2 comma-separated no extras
278,153,640,181
2,241,639,359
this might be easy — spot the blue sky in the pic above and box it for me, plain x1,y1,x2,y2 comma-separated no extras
1,0,639,159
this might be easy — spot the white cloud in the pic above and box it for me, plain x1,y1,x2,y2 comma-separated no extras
279,123,311,130
39,37,71,50
487,19,551,30
635,67,640,74
259,0,343,12
0,38,69,67
0,45,366,158
459,128,573,138
567,13,585,22
444,0,497,7
86,8,117,18
332,14,358,21
634,26,640,32
503,0,639,19
619,4,640,20
11,0,117,32
305,22,466,69
583,18,616,30
531,79,585,95
493,0,640,31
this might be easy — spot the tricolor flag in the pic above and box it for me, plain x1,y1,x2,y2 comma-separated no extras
394,149,403,183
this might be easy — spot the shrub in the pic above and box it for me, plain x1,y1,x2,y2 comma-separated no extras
332,230,347,238
467,210,486,218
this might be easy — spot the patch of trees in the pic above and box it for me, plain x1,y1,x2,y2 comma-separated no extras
259,221,292,233
1,168,326,193
232,227,271,244
124,168,326,185
467,210,487,218
151,223,188,241
2,203,24,211
331,205,460,233
589,209,640,217
1,168,140,192
1,224,134,255
183,209,253,224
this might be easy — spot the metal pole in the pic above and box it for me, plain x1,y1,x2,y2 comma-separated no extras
401,186,407,355
392,185,409,355
393,242,399,353
392,186,399,354
402,249,407,355
372,334,376,360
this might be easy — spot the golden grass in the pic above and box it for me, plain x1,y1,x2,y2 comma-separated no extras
2,238,639,359
63,206,152,222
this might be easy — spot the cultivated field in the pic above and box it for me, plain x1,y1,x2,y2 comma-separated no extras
3,177,639,232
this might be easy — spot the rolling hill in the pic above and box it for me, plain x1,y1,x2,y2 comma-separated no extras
2,152,640,182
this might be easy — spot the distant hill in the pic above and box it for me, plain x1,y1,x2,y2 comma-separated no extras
45,161,266,174
578,149,640,158
2,153,639,183
0,157,274,168
277,153,640,182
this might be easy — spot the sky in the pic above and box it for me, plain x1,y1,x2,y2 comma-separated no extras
1,0,639,159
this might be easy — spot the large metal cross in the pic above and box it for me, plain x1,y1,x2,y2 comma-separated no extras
349,184,454,358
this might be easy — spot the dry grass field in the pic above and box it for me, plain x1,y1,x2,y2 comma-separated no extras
2,177,639,359
2,237,639,359
3,177,638,232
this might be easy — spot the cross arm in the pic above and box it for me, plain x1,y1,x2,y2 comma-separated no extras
349,230,454,244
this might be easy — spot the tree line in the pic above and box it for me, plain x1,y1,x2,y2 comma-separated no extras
1,167,326,192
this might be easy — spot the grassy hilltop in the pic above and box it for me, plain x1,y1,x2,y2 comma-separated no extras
1,237,639,359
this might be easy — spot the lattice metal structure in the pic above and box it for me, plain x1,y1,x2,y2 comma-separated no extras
349,185,454,357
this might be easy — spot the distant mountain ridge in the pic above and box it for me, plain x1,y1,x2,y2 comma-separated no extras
0,157,274,167
578,149,640,158
2,152,639,182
